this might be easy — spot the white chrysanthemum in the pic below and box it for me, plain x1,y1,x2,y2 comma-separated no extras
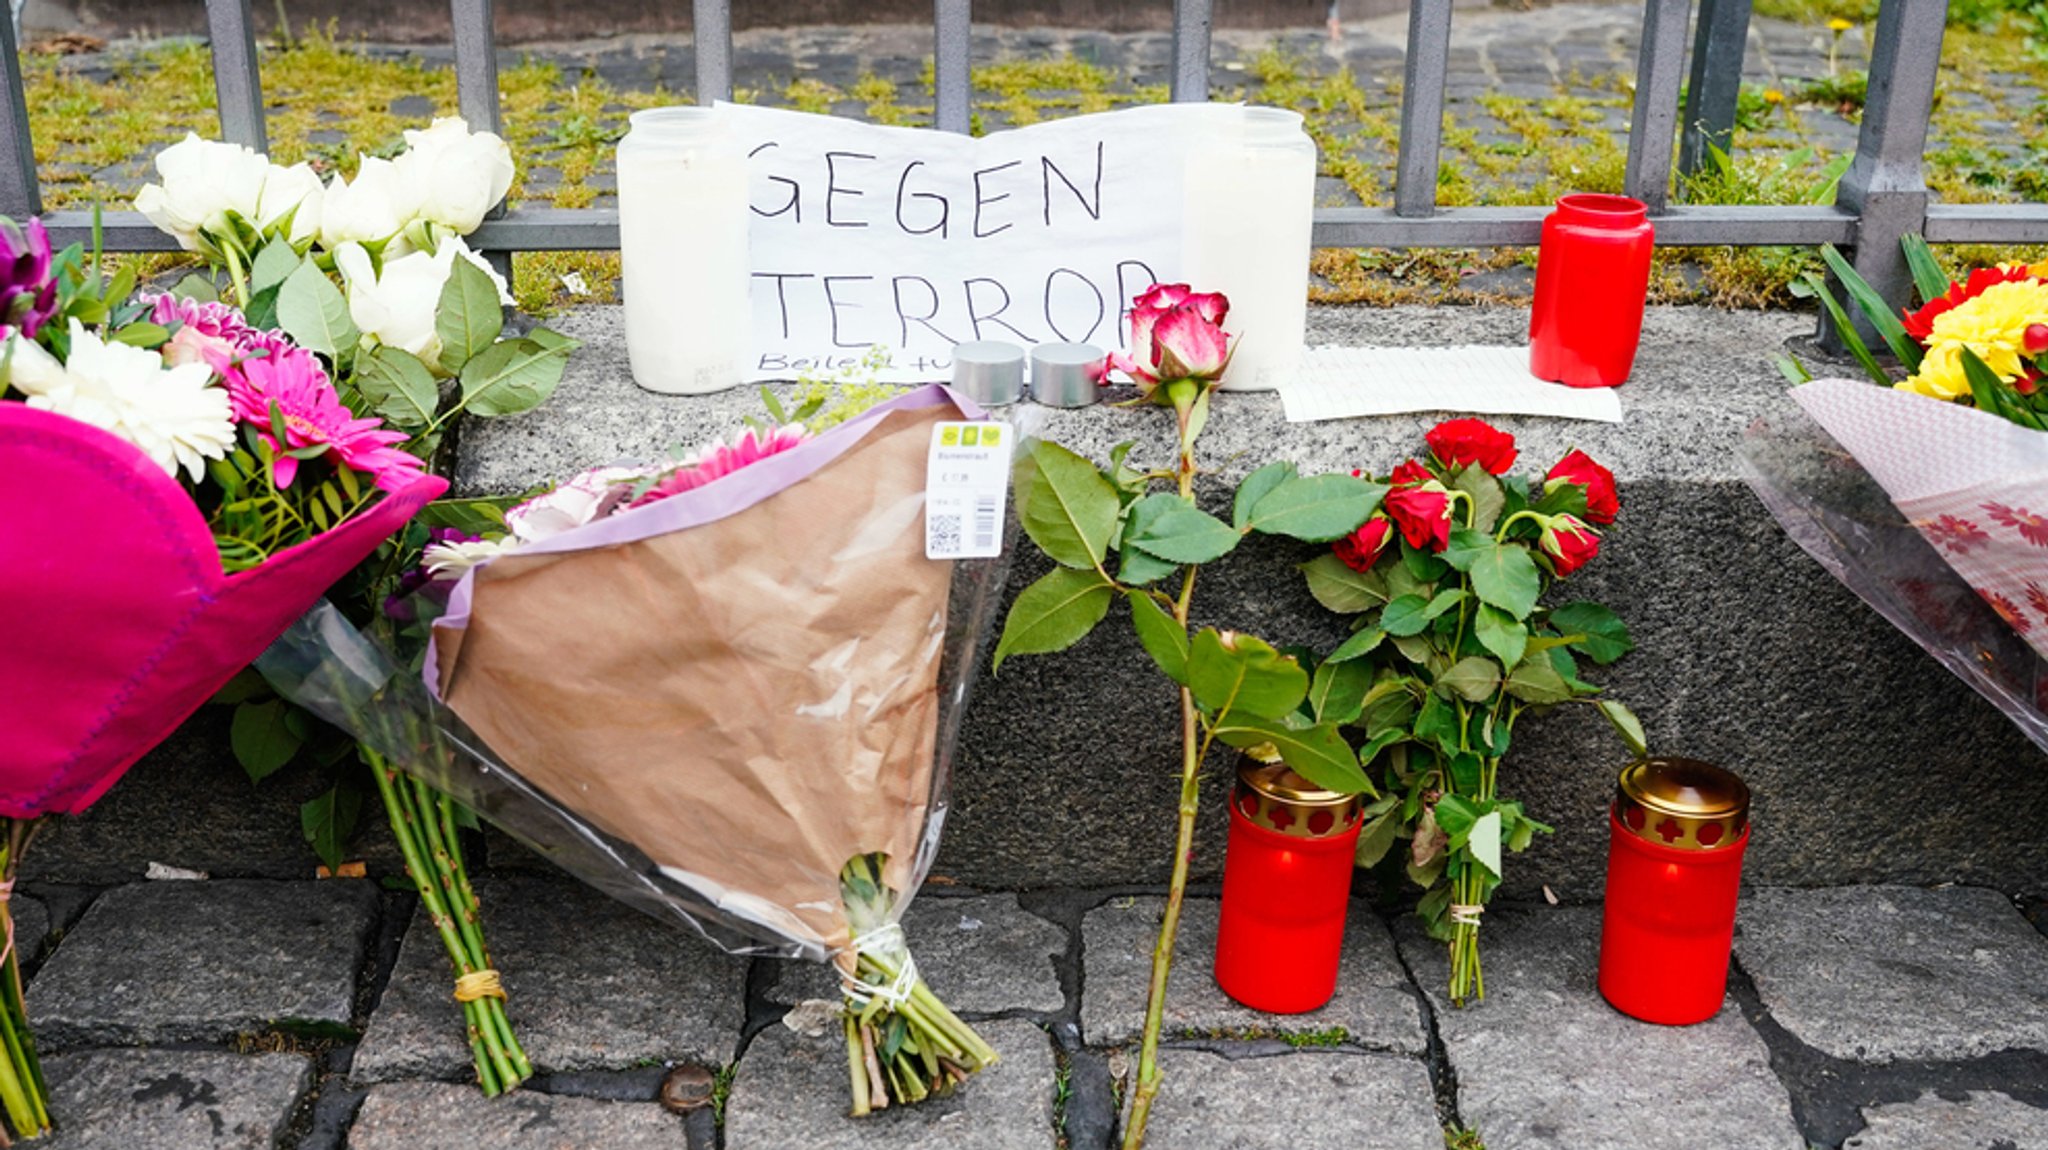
423,536,520,579
6,322,234,482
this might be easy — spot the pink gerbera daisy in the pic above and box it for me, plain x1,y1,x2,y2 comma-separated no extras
630,425,811,508
223,350,426,493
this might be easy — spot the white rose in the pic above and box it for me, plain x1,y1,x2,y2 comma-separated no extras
257,162,325,245
394,117,514,236
318,156,421,250
132,133,271,253
336,235,512,370
503,465,649,544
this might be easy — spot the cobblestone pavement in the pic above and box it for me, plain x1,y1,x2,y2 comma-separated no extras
33,2,2043,221
13,872,2048,1148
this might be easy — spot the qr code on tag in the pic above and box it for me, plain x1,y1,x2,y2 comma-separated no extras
929,513,963,555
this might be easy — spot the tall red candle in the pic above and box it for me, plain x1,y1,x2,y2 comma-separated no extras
1214,755,1362,1014
1528,193,1656,388
1598,757,1751,1026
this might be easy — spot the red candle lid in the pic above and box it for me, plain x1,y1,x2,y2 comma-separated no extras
1234,752,1363,840
1615,757,1749,851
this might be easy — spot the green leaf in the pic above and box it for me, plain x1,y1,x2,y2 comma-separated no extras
1020,441,1122,569
418,496,510,535
435,254,506,374
1960,346,2046,430
356,346,440,430
1436,655,1502,703
276,260,359,360
1308,657,1374,725
1214,716,1373,795
1382,588,1463,637
1232,461,1296,530
301,784,365,874
1468,810,1503,877
231,699,304,783
1245,474,1386,542
1900,234,1951,305
1595,698,1649,757
1774,354,1814,386
1302,553,1387,614
170,272,219,303
1128,593,1189,684
1355,803,1403,867
1549,601,1634,664
1473,604,1528,670
1116,541,1179,586
1819,243,1921,371
460,337,571,417
1413,692,1462,753
1440,528,1493,572
211,668,272,706
1801,271,1891,388
249,240,301,294
1188,629,1310,721
1433,793,1480,840
1126,494,1240,564
1325,626,1386,663
992,567,1113,671
1505,656,1573,705
1448,465,1506,534
109,322,170,348
1468,543,1541,619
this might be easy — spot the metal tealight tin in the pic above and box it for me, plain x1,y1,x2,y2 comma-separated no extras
950,341,1025,407
1029,342,1105,407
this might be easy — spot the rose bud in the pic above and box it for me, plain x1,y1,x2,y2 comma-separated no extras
1390,459,1433,487
1538,513,1601,576
2026,323,2048,354
1334,516,1394,572
1386,483,1453,552
1545,449,1620,525
1425,418,1519,475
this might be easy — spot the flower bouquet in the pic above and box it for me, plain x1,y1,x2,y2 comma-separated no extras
0,214,442,1139
130,120,580,1096
1750,239,2048,748
257,385,1008,1113
1301,419,1642,1004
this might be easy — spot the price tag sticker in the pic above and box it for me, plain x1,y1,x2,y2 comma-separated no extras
926,422,1013,560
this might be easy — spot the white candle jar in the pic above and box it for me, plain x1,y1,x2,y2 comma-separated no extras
618,107,751,395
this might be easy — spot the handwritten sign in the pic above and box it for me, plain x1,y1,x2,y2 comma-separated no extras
720,102,1234,382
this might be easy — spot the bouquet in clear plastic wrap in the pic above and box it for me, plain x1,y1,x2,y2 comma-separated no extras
260,384,1010,1112
1749,240,2048,749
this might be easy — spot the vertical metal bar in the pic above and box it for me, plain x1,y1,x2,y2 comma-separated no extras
1623,0,1693,213
1393,0,1453,218
935,0,971,134
0,9,40,218
206,0,267,151
1169,0,1213,103
692,0,734,103
1677,0,1752,187
1833,0,1946,331
451,0,503,136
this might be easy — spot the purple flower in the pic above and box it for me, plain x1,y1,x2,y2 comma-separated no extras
0,217,57,340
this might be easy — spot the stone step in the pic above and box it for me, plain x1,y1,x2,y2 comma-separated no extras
25,304,2048,902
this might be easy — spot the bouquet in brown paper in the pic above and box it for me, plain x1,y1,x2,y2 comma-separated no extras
258,385,1009,1112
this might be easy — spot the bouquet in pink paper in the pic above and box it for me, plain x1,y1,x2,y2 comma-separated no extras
1746,239,2048,749
0,214,441,1138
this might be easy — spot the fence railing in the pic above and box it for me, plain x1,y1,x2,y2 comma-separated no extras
0,0,2038,316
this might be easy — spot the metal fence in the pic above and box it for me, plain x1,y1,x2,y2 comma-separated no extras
0,0,2040,313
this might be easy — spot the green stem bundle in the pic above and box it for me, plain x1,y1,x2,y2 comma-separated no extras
838,854,997,1116
366,752,531,1095
0,820,51,1142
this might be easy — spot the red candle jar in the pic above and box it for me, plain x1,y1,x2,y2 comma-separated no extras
1598,757,1751,1025
1214,754,1363,1013
1528,193,1656,388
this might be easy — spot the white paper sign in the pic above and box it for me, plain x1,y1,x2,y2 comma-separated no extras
1281,346,1625,424
721,102,1232,383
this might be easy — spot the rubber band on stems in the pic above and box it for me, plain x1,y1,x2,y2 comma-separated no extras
840,923,919,1010
453,969,506,1003
1450,903,1485,927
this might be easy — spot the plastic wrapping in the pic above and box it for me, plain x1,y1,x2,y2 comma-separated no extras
1739,380,2048,753
258,386,1015,963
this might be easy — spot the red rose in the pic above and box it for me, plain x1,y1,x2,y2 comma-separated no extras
1334,516,1394,572
1425,418,1518,475
1390,459,1432,487
1386,485,1452,552
1545,449,1619,525
1539,513,1600,576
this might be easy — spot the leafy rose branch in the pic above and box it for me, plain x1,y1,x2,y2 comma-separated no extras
1302,424,1644,1005
991,289,1390,1149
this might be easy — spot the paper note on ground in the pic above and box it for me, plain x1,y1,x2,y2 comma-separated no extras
1281,345,1624,424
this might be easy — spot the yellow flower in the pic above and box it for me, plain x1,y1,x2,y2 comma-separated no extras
1763,89,1786,105
1898,278,2048,400
1897,344,1971,400
1827,16,1854,31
